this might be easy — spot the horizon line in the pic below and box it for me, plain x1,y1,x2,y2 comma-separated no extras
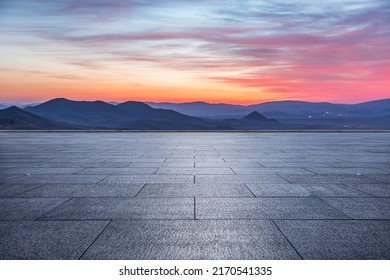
1,96,389,107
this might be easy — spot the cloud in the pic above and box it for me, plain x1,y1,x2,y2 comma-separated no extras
1,0,389,102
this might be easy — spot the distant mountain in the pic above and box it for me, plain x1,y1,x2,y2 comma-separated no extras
2,97,389,130
148,99,390,119
116,101,198,121
0,106,79,130
24,98,226,130
147,101,248,118
25,98,121,127
242,111,276,122
0,103,40,109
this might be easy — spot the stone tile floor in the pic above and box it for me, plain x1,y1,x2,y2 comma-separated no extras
0,132,389,260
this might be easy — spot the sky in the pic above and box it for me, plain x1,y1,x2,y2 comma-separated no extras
0,0,389,105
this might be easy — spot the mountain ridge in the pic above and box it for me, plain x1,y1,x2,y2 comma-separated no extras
1,97,389,130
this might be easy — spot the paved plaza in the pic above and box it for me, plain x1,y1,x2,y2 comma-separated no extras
0,132,389,259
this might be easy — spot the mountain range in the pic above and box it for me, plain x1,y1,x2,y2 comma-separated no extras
0,98,389,130
147,99,390,119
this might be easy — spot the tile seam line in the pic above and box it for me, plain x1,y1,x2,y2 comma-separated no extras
95,175,111,184
9,183,46,198
194,197,196,220
34,197,73,221
339,182,375,197
316,197,354,220
271,219,304,260
243,183,256,197
78,219,112,260
275,174,293,184
71,167,88,175
134,183,147,197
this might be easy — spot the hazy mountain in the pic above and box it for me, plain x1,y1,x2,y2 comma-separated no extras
148,99,390,119
2,97,389,130
24,98,226,130
0,106,79,130
25,98,121,127
0,103,40,109
117,101,199,121
147,101,248,118
241,111,277,122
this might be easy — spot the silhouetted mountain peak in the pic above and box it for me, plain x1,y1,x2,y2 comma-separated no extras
0,105,79,129
242,111,268,120
116,101,152,110
4,105,22,112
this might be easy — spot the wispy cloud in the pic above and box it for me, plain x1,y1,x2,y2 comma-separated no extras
1,0,389,103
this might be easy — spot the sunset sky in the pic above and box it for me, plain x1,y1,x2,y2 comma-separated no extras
0,0,389,105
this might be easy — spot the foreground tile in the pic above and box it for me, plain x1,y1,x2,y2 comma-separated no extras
195,175,288,184
345,183,390,197
3,175,108,184
246,183,368,197
0,168,83,175
196,198,349,219
18,183,145,198
101,175,194,184
82,220,300,260
321,197,390,219
137,183,254,197
279,174,381,184
305,167,387,175
76,168,158,175
232,168,314,175
0,184,43,198
366,175,390,183
275,220,390,259
0,198,69,220
40,198,194,220
156,168,234,175
0,221,109,259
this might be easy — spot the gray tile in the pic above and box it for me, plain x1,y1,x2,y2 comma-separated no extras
156,168,234,175
196,198,349,219
275,220,390,259
130,158,166,163
55,162,131,168
0,198,69,220
246,183,369,197
3,175,108,184
194,162,230,168
162,162,197,168
232,168,314,174
101,175,194,184
279,174,381,184
306,167,387,175
321,197,390,219
0,184,43,198
129,162,163,168
82,220,300,259
76,168,158,175
18,183,145,198
1,132,390,260
196,175,289,184
366,175,390,183
0,221,109,259
137,183,254,197
345,183,390,197
260,163,331,168
40,198,194,220
0,168,83,175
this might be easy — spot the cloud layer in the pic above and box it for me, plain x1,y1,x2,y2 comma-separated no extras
1,0,389,103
